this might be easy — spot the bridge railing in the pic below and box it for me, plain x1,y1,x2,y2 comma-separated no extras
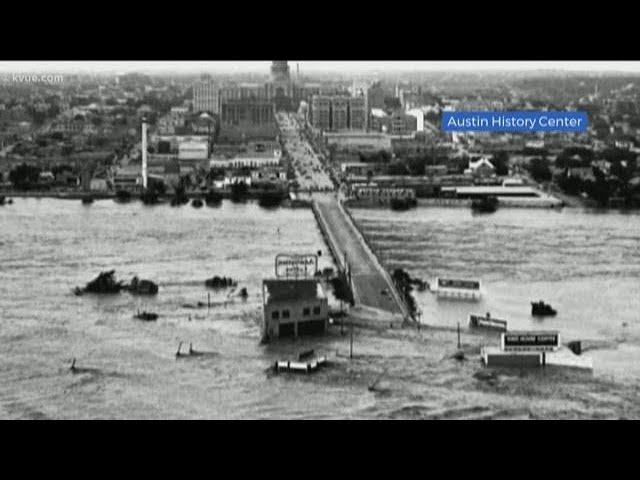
335,200,414,324
311,200,361,306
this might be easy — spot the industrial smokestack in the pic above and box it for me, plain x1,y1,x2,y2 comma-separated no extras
141,119,148,190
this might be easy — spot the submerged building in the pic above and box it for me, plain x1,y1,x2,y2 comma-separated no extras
262,278,329,341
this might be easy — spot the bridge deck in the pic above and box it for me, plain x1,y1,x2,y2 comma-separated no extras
313,196,405,317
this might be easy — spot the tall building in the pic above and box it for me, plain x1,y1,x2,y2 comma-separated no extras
310,95,331,130
218,82,274,127
331,97,349,131
214,62,333,139
221,99,275,126
367,81,386,110
311,95,365,131
348,97,366,130
271,61,290,83
193,79,219,114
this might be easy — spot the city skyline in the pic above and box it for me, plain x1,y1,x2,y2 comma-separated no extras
1,58,639,420
2,61,640,75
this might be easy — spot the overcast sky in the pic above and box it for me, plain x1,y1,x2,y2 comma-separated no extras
1,61,640,75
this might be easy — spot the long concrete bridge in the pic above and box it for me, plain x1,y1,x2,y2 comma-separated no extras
312,193,412,325
276,112,412,325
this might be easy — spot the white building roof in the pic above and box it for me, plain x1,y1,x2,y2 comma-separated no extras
179,141,208,150
469,158,495,170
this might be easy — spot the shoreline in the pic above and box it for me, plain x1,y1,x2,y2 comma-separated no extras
0,190,311,206
3,191,636,212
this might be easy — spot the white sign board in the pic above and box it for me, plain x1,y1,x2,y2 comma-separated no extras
275,254,318,278
501,331,560,352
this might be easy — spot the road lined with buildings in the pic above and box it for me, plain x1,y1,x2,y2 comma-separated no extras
277,110,408,321
276,112,334,192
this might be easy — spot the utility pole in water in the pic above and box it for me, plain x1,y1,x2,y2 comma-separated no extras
350,320,354,359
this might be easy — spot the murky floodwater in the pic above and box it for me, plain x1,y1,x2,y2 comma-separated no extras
350,206,640,381
2,199,640,419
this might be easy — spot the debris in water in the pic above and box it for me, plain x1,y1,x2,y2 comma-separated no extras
567,341,582,355
531,300,557,317
134,310,158,321
125,276,159,295
453,349,466,361
75,270,123,295
205,276,237,289
473,370,498,383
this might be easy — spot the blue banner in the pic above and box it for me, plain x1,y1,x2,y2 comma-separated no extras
442,111,588,133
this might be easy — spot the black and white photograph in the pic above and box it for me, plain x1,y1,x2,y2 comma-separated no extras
1,59,639,420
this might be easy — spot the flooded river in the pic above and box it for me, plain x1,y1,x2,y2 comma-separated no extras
350,206,640,382
1,199,639,419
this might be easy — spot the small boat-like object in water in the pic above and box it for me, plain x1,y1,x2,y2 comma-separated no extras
81,196,94,205
468,312,507,332
191,198,204,208
531,300,557,317
134,310,158,321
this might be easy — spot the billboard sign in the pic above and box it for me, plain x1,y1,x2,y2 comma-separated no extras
275,254,318,278
501,331,560,352
438,278,480,290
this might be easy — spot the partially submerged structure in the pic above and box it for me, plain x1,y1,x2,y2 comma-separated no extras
74,270,123,295
432,278,481,301
262,278,328,341
75,271,158,296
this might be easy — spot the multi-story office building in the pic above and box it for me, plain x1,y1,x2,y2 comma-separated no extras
311,95,366,131
348,97,366,130
193,79,219,115
367,81,387,110
331,97,349,131
220,99,274,126
310,95,331,130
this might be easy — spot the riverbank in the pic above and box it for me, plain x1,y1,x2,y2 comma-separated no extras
344,197,565,209
0,189,311,207
546,186,597,208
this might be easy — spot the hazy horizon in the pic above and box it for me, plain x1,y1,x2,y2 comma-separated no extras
1,61,640,76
